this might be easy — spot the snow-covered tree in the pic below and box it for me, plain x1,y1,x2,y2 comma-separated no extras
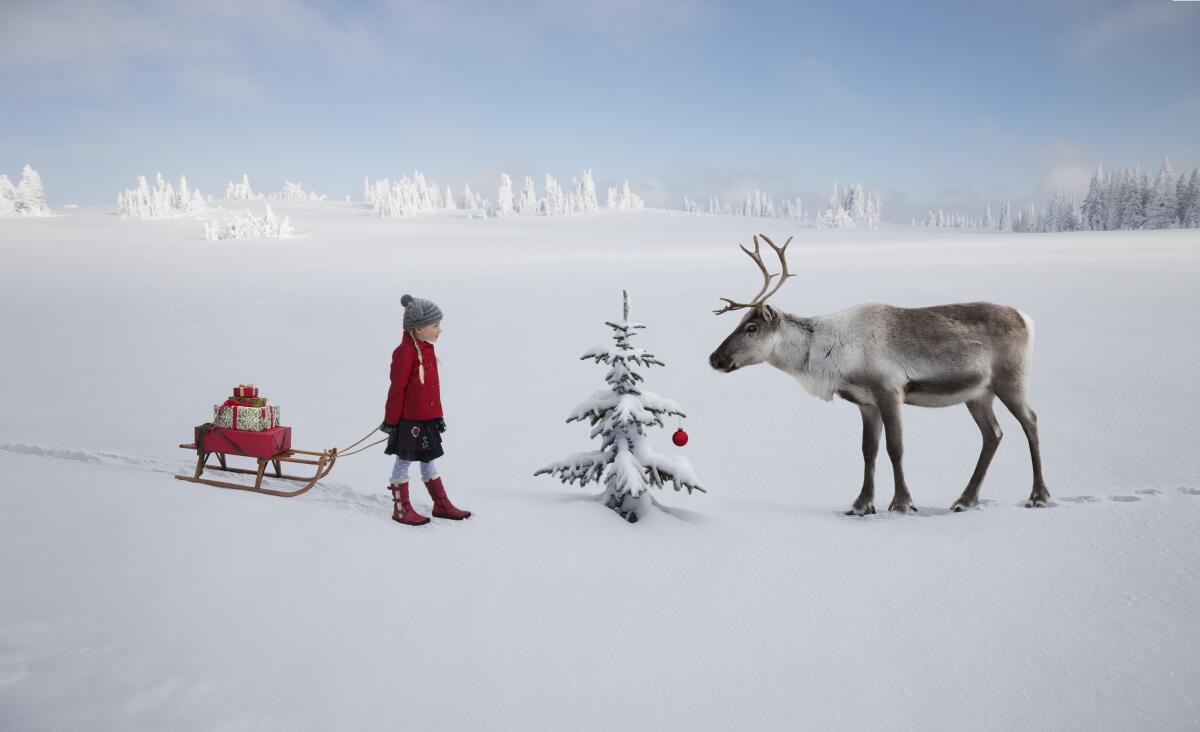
1117,167,1146,230
813,181,879,228
1175,171,1191,226
1080,164,1106,231
1014,208,1028,233
1020,202,1038,233
13,165,50,215
517,176,538,214
817,183,855,228
496,173,514,216
997,201,1012,231
226,174,261,200
541,174,564,215
204,205,295,240
459,184,490,216
488,169,609,216
779,196,804,219
607,181,644,210
370,172,446,217
0,176,15,216
1,165,51,216
272,181,326,201
1145,158,1178,229
118,173,207,218
581,169,600,211
1103,170,1123,231
535,290,704,523
1184,169,1200,228
981,203,993,229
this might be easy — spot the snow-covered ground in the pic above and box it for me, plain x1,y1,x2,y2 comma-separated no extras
1,202,1198,731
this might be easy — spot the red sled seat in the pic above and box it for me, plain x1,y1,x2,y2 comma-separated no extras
195,425,292,459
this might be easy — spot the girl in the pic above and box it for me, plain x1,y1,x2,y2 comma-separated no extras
379,294,471,525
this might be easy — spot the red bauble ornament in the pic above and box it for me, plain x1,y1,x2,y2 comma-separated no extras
672,428,689,447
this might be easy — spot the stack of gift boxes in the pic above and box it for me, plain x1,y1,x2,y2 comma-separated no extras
214,383,281,431
196,383,291,458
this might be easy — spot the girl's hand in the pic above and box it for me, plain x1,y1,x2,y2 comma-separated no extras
379,421,399,435
436,418,447,434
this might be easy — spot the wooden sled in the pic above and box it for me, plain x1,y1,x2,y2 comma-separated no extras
175,442,337,497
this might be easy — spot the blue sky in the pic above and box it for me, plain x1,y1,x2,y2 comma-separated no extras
2,0,1198,221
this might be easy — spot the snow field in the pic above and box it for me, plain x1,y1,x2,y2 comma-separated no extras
1,204,1198,730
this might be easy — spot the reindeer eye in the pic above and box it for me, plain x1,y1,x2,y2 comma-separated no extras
746,323,758,335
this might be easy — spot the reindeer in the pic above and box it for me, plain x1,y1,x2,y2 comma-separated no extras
708,235,1050,515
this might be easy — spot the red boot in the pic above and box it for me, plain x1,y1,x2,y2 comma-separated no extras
389,482,430,526
424,476,471,520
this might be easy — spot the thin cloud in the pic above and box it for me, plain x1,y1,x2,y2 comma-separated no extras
1061,0,1187,60
532,0,715,42
775,56,863,105
0,0,377,94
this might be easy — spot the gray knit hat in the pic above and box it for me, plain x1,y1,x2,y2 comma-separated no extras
402,293,443,330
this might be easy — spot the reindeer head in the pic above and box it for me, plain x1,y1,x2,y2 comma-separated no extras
708,234,793,373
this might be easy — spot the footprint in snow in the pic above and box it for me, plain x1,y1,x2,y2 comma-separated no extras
1060,495,1102,504
1134,489,1162,496
1109,495,1140,503
1179,486,1200,496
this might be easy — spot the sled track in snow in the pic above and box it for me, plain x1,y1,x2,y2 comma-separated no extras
3,441,1199,517
0,441,390,515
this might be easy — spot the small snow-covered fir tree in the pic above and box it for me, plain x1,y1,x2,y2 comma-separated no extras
1145,158,1178,229
13,165,50,216
0,176,15,216
581,169,600,211
1,165,51,216
204,205,295,240
118,173,206,218
370,172,446,217
496,173,514,216
273,181,326,201
536,291,704,523
226,174,261,200
517,176,538,214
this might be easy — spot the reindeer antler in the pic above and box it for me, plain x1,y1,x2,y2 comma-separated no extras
713,234,795,315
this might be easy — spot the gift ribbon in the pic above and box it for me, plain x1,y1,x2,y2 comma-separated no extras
216,403,275,430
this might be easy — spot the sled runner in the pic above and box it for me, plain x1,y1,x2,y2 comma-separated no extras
175,425,337,498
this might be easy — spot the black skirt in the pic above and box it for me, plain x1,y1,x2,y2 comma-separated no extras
385,418,444,461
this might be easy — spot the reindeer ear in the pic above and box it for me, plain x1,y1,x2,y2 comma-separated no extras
760,304,780,324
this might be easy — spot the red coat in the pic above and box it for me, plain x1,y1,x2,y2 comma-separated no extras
384,336,443,423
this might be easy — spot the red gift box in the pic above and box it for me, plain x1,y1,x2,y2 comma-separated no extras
233,384,260,398
196,425,291,458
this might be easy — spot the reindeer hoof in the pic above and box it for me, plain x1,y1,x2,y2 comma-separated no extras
888,499,917,514
951,497,978,512
845,503,875,516
1025,486,1051,508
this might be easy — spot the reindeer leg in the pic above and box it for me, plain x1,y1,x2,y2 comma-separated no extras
953,394,1002,512
875,390,916,513
847,404,881,516
996,387,1050,507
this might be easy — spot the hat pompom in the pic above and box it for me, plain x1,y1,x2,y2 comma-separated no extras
401,294,413,307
